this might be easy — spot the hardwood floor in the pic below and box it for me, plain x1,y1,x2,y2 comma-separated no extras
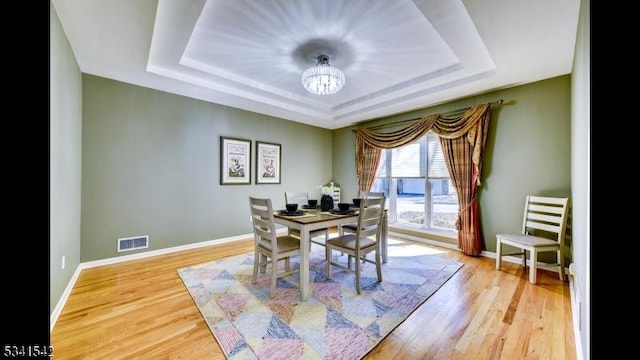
51,235,575,359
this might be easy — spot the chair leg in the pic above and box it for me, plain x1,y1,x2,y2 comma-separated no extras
495,239,502,270
375,251,382,282
529,249,537,284
326,246,332,279
355,255,361,294
270,258,278,298
252,250,260,283
557,249,565,281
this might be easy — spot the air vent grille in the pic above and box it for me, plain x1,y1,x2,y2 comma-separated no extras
117,235,149,252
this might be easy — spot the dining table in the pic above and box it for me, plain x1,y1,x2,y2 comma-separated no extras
273,207,388,301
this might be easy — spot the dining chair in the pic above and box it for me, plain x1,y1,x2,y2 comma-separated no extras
325,196,385,294
495,195,570,284
339,191,385,265
249,196,301,298
284,191,329,249
339,191,385,236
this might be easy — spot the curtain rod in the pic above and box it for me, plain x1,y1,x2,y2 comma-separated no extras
354,99,504,132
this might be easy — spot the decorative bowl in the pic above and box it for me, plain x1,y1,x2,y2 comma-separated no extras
307,199,318,207
352,198,362,207
286,203,298,212
337,203,351,211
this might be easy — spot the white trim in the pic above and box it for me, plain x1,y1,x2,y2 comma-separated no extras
389,231,459,250
49,264,83,333
80,233,252,269
388,225,458,240
50,233,254,332
568,267,584,360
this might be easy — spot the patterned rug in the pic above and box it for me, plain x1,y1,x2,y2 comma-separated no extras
177,240,462,360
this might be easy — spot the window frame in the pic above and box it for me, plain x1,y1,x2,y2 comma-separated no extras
372,132,458,234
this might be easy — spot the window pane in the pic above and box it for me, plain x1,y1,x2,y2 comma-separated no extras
391,142,424,177
397,178,425,225
371,178,389,198
427,132,448,178
430,178,458,230
370,179,392,212
376,150,389,177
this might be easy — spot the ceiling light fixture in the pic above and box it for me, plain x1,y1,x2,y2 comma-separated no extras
301,55,345,95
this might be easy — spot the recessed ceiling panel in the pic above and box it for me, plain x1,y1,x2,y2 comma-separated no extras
180,0,459,105
146,0,492,124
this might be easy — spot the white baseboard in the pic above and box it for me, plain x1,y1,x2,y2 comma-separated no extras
389,231,460,250
50,233,254,332
50,264,83,333
568,268,584,360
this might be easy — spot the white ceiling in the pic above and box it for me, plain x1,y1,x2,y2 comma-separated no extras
52,0,581,130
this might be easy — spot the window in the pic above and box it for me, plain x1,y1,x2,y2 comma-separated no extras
371,132,458,233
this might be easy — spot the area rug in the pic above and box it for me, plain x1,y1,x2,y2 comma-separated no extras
177,241,462,360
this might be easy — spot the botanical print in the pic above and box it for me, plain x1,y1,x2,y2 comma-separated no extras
256,142,281,184
227,143,246,178
261,146,277,178
220,137,251,185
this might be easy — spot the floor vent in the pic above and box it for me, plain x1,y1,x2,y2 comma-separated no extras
117,235,149,252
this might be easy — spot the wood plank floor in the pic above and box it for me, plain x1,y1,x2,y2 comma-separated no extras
51,235,575,359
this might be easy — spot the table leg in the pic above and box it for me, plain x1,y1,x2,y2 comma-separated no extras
299,225,310,301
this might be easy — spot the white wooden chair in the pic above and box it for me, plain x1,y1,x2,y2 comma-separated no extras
326,196,385,294
284,191,329,249
495,195,570,284
339,191,385,236
339,191,385,265
249,196,301,298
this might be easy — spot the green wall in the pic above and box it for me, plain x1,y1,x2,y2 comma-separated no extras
81,76,333,262
50,2,83,314
332,75,572,254
86,74,574,263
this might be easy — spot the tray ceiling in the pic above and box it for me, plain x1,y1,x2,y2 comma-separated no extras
52,0,581,129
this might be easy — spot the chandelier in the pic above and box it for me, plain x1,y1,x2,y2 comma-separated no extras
301,55,345,95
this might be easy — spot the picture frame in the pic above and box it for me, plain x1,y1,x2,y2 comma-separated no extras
255,141,281,184
220,136,251,185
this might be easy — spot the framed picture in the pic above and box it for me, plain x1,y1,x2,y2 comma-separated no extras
255,141,281,184
220,136,251,185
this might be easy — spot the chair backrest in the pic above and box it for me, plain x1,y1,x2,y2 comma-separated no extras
357,196,386,239
521,195,570,245
361,191,384,198
249,196,278,248
285,192,309,206
361,191,385,209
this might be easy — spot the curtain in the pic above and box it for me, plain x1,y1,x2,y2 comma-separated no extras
355,139,382,194
354,103,492,256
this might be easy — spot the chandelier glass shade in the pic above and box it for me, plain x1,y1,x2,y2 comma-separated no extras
301,55,345,95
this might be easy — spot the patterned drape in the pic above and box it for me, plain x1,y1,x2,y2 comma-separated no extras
354,103,492,256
